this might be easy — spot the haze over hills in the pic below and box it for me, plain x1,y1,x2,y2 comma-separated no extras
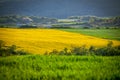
0,0,120,18
0,15,120,29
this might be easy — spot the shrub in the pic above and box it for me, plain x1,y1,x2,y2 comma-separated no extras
0,40,28,56
47,42,120,56
0,40,5,49
0,25,5,28
49,49,59,55
19,25,38,28
70,45,88,55
83,27,90,29
105,27,110,29
8,45,17,55
96,27,100,29
17,50,28,55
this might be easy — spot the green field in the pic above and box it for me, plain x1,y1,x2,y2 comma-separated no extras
0,28,120,80
60,29,120,41
0,55,120,80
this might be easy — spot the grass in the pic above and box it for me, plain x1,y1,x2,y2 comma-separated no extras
60,29,120,41
0,28,120,54
0,28,120,80
0,55,120,80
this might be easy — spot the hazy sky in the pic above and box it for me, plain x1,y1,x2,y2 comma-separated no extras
0,0,120,18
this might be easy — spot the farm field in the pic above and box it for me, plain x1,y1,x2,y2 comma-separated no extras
0,28,120,80
0,28,120,54
60,29,120,41
0,55,120,80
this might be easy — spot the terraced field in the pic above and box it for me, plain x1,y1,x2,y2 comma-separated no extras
0,28,120,54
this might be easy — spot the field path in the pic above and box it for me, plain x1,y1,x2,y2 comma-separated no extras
0,28,120,54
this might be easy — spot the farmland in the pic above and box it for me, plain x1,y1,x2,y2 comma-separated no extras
0,28,120,80
0,0,120,79
0,28,120,54
60,29,120,41
0,55,120,80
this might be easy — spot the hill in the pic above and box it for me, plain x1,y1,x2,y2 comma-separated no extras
0,15,120,28
0,28,120,54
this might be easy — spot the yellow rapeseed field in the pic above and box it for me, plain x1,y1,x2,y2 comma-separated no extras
0,28,120,54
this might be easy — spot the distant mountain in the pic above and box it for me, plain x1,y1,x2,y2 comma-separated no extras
67,16,120,27
0,15,120,28
0,15,57,26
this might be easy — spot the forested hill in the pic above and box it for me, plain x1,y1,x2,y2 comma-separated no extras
0,15,120,28
0,15,57,24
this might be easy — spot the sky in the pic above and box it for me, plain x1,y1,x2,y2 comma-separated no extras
0,0,120,18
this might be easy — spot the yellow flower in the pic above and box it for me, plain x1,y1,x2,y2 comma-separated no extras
0,28,120,54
